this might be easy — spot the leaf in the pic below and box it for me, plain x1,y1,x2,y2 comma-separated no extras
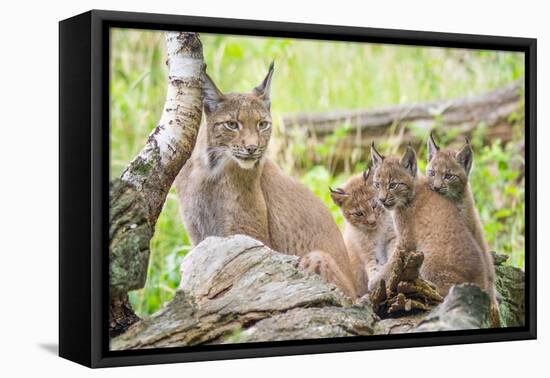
494,209,513,219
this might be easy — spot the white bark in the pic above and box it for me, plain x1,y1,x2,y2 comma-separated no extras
154,32,204,166
110,33,204,334
120,32,204,224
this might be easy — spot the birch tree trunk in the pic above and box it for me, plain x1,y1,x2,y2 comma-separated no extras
109,32,204,336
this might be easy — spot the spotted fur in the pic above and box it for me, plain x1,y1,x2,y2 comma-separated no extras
426,134,499,325
175,63,357,298
369,144,492,298
331,169,396,295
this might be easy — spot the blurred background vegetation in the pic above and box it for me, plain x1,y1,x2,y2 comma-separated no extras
110,28,525,317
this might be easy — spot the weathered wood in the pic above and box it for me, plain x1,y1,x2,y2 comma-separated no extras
281,81,521,137
111,235,380,350
109,180,152,295
111,235,524,349
109,32,204,335
378,284,491,334
238,306,381,343
413,284,491,331
275,81,523,171
369,248,443,317
109,294,141,338
492,252,525,327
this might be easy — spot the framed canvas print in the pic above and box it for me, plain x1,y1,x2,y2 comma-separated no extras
59,10,536,368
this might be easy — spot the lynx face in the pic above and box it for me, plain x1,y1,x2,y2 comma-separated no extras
370,144,417,210
426,133,472,201
330,169,382,231
202,62,274,170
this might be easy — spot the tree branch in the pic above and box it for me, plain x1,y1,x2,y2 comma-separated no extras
120,32,204,226
109,32,204,336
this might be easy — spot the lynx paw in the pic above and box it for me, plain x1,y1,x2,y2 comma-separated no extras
299,252,356,299
299,253,329,277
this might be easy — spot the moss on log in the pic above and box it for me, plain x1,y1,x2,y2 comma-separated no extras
493,252,525,327
109,179,153,295
108,31,204,336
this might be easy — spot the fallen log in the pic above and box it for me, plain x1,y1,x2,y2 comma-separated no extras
493,252,525,327
275,81,523,171
111,235,381,349
111,235,525,350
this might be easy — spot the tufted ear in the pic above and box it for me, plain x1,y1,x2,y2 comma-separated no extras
370,142,384,168
202,71,225,115
456,139,473,175
427,132,440,162
363,167,372,183
329,187,349,207
253,61,275,109
400,144,418,177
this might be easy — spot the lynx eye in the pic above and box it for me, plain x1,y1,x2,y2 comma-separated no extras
389,182,398,189
258,121,271,131
428,169,435,177
224,121,239,131
353,211,364,217
374,182,380,189
444,173,454,180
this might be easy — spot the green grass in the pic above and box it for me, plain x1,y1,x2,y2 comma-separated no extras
110,28,525,317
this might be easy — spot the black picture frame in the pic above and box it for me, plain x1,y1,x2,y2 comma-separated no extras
59,9,537,368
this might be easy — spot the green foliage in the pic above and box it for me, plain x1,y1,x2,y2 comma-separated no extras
111,28,525,317
128,189,190,315
470,141,525,267
222,326,244,344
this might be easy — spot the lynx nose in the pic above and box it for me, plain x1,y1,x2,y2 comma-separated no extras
366,214,376,226
245,144,258,154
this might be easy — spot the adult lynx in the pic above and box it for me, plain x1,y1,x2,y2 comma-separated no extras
369,144,492,298
175,63,357,298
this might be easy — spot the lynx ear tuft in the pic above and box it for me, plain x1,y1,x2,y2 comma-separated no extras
456,142,473,175
400,145,418,177
363,167,371,183
428,132,440,162
202,71,225,115
329,186,346,195
370,142,384,168
329,187,349,206
253,61,275,109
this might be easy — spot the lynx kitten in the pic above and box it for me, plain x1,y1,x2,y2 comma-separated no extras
330,169,396,295
426,134,499,325
369,144,493,299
